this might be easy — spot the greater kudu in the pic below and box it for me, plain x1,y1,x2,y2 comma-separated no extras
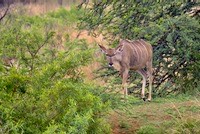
99,39,153,101
1,56,19,69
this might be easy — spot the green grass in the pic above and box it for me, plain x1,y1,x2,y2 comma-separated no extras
137,125,161,134
108,95,200,134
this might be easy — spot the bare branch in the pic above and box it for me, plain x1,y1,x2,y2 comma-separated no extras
0,3,10,21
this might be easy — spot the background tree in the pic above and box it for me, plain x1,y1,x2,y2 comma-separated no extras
79,1,200,96
58,0,63,6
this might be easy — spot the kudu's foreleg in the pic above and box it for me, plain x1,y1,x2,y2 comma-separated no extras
122,70,129,98
137,69,147,101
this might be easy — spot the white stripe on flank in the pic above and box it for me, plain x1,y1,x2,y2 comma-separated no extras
132,41,142,63
137,40,148,60
129,42,139,62
141,39,152,60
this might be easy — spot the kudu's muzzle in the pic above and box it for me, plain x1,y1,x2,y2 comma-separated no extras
108,62,113,67
108,56,113,67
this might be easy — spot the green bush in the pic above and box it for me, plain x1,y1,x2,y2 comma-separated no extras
0,7,110,134
0,81,110,133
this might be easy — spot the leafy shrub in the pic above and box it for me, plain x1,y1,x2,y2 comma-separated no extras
0,81,110,133
0,7,110,134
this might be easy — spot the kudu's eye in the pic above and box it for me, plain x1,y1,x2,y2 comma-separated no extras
106,53,115,57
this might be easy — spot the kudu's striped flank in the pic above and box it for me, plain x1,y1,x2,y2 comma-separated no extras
99,39,153,101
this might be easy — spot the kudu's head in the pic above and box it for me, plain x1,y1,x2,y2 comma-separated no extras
99,44,124,71
1,56,18,68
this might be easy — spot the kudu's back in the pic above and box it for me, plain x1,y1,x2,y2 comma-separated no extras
120,39,152,71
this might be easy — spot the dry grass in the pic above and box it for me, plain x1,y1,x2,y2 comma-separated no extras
25,3,72,15
7,2,72,16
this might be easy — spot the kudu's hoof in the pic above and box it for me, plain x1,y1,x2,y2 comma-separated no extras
147,99,151,102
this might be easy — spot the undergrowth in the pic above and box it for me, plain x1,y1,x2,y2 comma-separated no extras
0,6,111,134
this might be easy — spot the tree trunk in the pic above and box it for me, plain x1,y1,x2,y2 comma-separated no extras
58,0,62,6
0,0,4,5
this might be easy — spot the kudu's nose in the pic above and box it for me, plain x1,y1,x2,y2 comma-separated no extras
109,63,113,67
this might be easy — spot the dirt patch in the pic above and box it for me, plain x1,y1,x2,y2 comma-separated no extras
108,111,140,134
109,112,121,134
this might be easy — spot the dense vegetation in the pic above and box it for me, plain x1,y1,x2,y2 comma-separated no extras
79,1,200,96
0,7,110,133
0,1,199,134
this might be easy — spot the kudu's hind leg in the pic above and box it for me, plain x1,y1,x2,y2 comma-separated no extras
147,60,153,101
137,69,147,101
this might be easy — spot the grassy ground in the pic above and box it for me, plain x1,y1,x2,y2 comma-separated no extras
107,95,200,134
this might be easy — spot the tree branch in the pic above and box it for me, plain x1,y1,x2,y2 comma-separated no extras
0,4,10,21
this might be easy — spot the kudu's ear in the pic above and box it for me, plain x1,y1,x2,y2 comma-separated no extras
98,44,107,53
115,44,124,53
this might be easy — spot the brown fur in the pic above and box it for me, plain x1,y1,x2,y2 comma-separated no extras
99,39,153,101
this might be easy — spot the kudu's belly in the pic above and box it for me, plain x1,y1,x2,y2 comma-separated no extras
128,53,149,70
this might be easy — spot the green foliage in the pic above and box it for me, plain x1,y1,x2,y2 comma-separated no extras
0,7,110,134
79,1,200,96
0,81,110,133
0,68,28,94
